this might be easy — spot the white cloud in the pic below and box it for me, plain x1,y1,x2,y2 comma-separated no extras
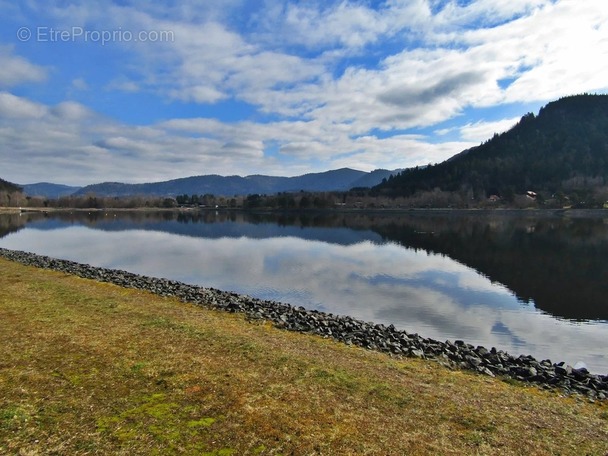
96,9,327,109
279,2,392,49
0,91,47,118
342,134,475,170
105,79,140,93
431,0,548,28
0,89,476,185
71,78,88,91
2,0,608,183
32,1,608,124
0,93,279,184
0,46,47,87
51,101,94,121
459,117,520,142
453,0,608,103
160,115,474,173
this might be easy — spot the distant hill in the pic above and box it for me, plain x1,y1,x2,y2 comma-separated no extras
374,94,608,200
22,183,82,199
73,168,398,198
350,168,405,188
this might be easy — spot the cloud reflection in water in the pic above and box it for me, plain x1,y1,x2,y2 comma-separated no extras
1,223,606,373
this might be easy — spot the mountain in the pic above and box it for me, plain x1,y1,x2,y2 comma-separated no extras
73,168,398,198
349,168,403,189
22,183,82,199
75,175,254,198
276,168,366,192
374,94,608,200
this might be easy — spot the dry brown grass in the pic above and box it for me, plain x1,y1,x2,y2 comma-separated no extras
1,257,607,455
0,207,20,214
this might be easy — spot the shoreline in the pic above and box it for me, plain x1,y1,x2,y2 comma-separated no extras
1,246,606,401
2,205,608,218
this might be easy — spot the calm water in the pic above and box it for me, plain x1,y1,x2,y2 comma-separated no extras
1,210,607,373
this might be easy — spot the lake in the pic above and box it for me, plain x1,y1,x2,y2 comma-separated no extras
1,210,607,373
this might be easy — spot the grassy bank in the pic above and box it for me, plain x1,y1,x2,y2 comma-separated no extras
0,207,21,214
1,258,607,455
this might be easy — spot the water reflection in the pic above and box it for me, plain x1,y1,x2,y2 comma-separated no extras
370,213,608,321
1,210,607,372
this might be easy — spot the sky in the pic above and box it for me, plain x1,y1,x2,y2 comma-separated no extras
0,0,607,186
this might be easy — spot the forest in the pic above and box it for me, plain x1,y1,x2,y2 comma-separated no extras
0,178,22,207
373,94,608,208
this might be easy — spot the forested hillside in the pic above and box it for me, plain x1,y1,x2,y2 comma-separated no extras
0,177,21,193
374,94,608,205
0,177,22,206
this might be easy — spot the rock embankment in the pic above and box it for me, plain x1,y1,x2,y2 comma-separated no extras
1,247,606,401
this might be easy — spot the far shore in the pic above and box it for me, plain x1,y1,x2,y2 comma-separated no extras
2,205,608,218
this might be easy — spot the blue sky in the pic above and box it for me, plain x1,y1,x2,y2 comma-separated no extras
0,0,607,185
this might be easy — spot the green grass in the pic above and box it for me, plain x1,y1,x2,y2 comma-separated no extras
1,257,607,455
